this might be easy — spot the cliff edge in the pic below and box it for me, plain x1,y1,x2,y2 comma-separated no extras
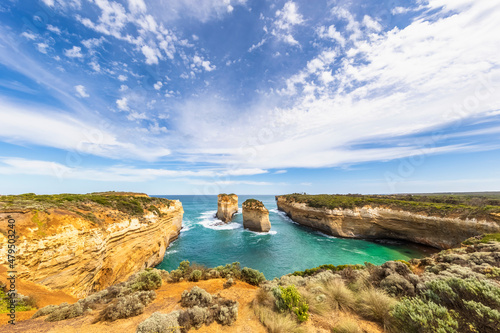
216,194,238,223
0,193,183,297
276,194,500,249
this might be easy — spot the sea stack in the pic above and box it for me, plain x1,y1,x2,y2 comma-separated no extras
216,193,238,223
242,199,271,232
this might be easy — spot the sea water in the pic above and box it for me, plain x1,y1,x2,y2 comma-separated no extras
155,195,436,279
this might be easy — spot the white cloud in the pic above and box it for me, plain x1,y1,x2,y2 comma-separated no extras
362,15,382,32
116,97,129,111
89,61,101,72
42,0,55,7
46,25,61,34
274,170,287,174
317,25,346,47
75,85,89,98
248,38,266,52
171,1,500,169
82,37,105,49
272,1,304,45
36,43,49,54
192,55,216,72
118,74,128,81
128,0,147,14
141,45,160,65
153,81,163,90
120,85,129,91
21,31,37,40
0,101,170,161
64,46,83,58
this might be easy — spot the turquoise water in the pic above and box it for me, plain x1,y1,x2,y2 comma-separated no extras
156,195,435,279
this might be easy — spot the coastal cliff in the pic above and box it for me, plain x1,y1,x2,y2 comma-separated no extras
276,194,500,249
0,193,183,297
216,194,238,223
242,199,271,232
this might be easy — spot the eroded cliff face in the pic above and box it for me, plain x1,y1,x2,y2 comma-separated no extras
242,200,271,232
216,194,238,223
276,196,500,249
0,197,183,297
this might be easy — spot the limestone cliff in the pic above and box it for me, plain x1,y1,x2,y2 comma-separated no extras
276,195,500,249
216,194,238,223
242,199,271,232
0,193,183,297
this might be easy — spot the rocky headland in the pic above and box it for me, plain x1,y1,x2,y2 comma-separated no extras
276,194,500,249
216,194,238,223
0,192,183,297
242,199,271,232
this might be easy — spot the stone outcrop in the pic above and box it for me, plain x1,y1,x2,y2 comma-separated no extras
276,196,500,249
242,199,271,232
216,194,238,223
0,194,183,297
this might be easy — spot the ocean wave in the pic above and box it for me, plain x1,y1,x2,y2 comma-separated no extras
245,229,278,236
198,210,242,230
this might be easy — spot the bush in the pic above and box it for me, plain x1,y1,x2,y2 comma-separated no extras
131,270,163,291
190,270,202,282
181,287,213,308
241,267,266,286
32,305,58,319
45,302,84,322
223,278,235,289
391,297,458,333
136,311,181,333
273,285,309,322
99,290,156,321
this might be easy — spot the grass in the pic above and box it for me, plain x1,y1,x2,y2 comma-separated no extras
279,193,500,220
243,199,265,208
0,193,174,218
253,304,304,333
463,233,500,245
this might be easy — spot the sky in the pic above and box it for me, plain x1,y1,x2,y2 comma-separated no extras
0,0,499,195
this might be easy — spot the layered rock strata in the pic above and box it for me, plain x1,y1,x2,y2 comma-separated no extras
216,194,238,223
0,195,183,297
276,195,500,249
242,199,271,232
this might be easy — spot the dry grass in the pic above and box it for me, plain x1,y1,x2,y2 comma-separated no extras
323,279,356,312
253,304,304,333
356,288,396,329
332,318,363,333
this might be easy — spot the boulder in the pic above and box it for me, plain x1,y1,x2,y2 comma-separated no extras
242,199,271,232
216,194,238,223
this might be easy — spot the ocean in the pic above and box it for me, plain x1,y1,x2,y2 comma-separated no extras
155,195,435,279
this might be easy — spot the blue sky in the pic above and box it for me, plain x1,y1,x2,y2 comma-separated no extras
0,0,499,195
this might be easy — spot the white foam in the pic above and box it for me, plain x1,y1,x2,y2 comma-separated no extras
198,210,242,230
245,229,278,236
314,230,337,239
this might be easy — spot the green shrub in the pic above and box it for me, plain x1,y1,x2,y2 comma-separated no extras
292,264,364,277
131,270,163,291
391,297,458,333
273,285,309,323
190,270,202,282
179,260,190,273
45,303,84,322
136,311,181,333
241,267,266,286
292,302,309,322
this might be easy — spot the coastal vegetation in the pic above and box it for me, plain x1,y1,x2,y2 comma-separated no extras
7,234,498,332
280,193,500,219
0,192,173,218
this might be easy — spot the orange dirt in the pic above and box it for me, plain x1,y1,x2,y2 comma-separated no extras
1,278,266,333
0,265,78,326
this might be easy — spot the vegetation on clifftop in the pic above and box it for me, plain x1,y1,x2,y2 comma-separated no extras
279,193,500,220
242,198,265,209
0,192,173,216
